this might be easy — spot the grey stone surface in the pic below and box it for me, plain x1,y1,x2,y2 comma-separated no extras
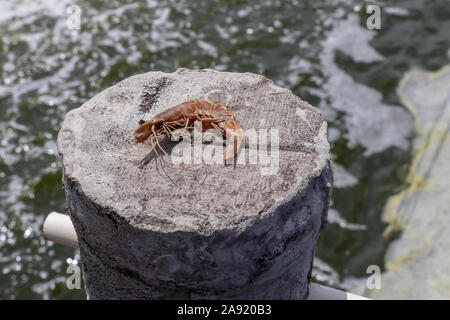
57,68,333,299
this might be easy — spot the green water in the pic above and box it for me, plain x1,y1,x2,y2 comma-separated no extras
0,0,449,299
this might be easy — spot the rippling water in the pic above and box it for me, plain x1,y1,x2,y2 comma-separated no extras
0,0,449,299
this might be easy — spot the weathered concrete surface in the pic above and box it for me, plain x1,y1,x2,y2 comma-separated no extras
57,68,332,299
369,65,450,299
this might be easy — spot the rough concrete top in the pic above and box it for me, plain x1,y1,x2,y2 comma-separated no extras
57,68,330,235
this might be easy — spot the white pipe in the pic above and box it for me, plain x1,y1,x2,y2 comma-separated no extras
42,212,370,300
308,282,369,300
43,212,79,249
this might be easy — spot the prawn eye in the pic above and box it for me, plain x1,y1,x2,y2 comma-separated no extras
138,119,145,125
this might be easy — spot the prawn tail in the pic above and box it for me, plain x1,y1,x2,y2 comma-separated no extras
224,126,244,162
134,122,153,143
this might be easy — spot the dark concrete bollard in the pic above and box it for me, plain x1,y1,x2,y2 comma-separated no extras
57,68,332,299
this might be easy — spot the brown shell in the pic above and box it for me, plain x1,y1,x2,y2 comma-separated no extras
134,99,244,161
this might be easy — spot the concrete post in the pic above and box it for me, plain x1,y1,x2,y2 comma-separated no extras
57,68,332,299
